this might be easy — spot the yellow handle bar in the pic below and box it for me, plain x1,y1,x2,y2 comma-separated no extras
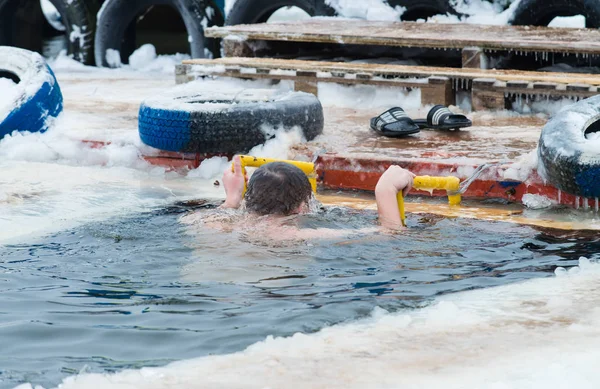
397,175,461,226
232,157,459,226
233,155,317,195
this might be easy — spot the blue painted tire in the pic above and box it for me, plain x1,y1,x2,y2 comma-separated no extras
0,47,63,139
138,84,324,153
538,95,600,198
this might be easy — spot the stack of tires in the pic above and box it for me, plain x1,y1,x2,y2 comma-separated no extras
94,0,223,67
224,0,458,25
2,0,598,67
0,0,99,64
0,0,224,67
225,0,600,29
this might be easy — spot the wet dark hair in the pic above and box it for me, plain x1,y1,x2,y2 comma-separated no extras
245,162,312,216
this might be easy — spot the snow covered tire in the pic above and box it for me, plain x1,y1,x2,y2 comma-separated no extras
538,95,600,198
95,0,223,68
225,0,334,25
510,0,600,28
0,0,100,65
0,46,63,139
138,85,324,153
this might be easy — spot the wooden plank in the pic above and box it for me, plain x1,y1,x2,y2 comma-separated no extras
567,83,593,92
205,20,600,55
182,57,600,86
472,78,506,110
462,46,487,69
180,65,429,89
422,76,454,106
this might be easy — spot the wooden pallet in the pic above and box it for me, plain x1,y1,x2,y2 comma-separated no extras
205,20,600,68
178,57,600,110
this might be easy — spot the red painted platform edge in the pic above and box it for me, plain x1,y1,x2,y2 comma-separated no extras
315,154,594,209
83,140,593,209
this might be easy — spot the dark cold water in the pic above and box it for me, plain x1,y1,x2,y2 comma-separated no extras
0,204,597,389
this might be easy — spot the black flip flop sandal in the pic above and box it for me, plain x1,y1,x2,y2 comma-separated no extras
370,107,420,137
414,105,472,131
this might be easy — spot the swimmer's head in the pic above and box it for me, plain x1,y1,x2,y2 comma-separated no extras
245,162,312,216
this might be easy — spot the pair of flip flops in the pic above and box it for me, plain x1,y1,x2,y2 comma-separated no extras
370,105,472,138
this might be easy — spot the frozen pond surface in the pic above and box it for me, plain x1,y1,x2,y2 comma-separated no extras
1,56,600,389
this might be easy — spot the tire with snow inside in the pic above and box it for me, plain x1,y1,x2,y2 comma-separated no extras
225,0,335,25
138,86,324,153
0,46,63,139
510,0,600,28
538,95,600,198
389,0,457,21
0,0,100,65
95,0,223,68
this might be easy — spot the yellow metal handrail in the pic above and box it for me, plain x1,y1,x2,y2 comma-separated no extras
233,157,460,226
397,175,461,226
234,155,317,195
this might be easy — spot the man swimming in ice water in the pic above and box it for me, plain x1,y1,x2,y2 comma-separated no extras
220,155,415,231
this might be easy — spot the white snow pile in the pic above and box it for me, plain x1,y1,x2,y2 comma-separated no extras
0,127,149,170
187,126,306,180
324,0,405,21
503,150,538,182
119,44,190,73
427,0,522,25
522,193,554,209
50,44,189,74
318,82,421,110
142,79,300,111
0,78,19,122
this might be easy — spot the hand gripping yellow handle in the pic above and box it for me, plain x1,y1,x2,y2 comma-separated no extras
233,155,317,196
397,175,461,226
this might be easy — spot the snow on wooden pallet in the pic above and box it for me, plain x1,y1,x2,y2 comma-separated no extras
178,57,600,110
205,20,600,60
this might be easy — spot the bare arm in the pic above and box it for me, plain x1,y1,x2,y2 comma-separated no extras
375,165,415,230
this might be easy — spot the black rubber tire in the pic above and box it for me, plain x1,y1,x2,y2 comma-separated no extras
389,0,457,21
225,0,335,25
538,95,600,198
0,0,100,65
510,0,600,28
95,0,223,68
138,86,324,154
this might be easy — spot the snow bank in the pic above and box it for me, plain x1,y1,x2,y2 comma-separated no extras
428,0,522,25
325,0,405,21
522,193,554,209
0,78,19,120
503,149,539,181
187,126,306,180
127,44,191,73
0,128,147,169
548,15,586,28
142,79,298,111
50,44,189,75
318,82,421,110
